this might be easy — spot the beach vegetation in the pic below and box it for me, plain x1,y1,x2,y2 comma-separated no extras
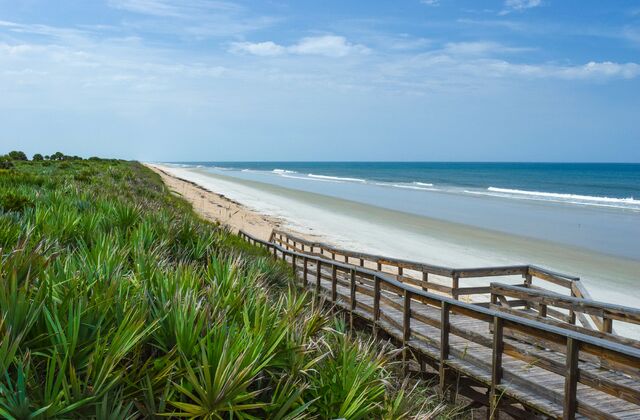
7,151,28,161
32,154,43,161
0,159,14,170
0,156,460,418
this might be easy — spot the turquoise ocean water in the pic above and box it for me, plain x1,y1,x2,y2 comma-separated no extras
182,162,640,210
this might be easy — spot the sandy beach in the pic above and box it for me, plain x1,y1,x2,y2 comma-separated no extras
148,164,280,240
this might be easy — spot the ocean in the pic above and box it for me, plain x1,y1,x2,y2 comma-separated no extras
181,162,640,211
168,162,640,261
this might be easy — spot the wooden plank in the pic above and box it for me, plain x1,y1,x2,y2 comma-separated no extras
455,266,527,278
529,266,574,288
456,286,492,296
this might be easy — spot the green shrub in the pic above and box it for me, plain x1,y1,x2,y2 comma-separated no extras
0,158,451,418
0,192,34,213
0,158,14,169
32,153,44,161
8,150,28,161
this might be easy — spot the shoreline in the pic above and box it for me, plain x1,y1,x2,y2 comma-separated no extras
148,163,640,331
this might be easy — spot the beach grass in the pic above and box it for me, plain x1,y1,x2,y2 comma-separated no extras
0,157,462,419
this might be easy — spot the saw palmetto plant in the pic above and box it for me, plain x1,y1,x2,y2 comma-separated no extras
0,158,459,419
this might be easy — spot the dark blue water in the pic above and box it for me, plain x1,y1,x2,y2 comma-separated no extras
183,162,640,201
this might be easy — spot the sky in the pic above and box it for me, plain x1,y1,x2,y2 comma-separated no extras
1,0,639,162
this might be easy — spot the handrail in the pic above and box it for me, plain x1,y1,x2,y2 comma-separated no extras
240,229,640,419
271,229,580,281
491,283,640,322
491,283,640,334
271,229,590,328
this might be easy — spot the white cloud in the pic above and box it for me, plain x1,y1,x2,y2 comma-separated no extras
106,0,277,38
289,35,369,57
500,0,541,15
443,41,530,56
420,0,439,6
230,35,369,58
107,0,241,18
556,61,640,80
230,41,285,56
380,51,640,87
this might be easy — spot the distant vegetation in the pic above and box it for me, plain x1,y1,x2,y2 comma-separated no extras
0,155,458,418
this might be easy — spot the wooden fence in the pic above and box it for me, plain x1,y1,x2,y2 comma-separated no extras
240,230,640,420
271,229,604,331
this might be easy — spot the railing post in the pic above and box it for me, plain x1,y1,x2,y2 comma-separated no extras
490,317,504,419
303,257,308,287
451,274,459,300
350,270,356,311
350,269,356,329
316,260,322,297
539,304,548,318
568,290,576,324
359,258,364,267
292,254,296,274
373,276,381,338
422,271,428,292
331,265,337,302
439,301,450,396
403,289,412,374
377,261,382,271
563,338,580,420
603,316,613,333
398,266,403,277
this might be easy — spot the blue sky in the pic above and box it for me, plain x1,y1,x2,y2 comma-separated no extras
1,0,639,161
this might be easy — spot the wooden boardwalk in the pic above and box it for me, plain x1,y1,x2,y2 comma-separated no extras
239,230,640,419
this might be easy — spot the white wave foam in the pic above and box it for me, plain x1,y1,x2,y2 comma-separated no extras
487,187,638,204
414,182,434,187
280,174,336,182
308,174,366,183
465,187,640,210
392,184,439,191
273,169,297,174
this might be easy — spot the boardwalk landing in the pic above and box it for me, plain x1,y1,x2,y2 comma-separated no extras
239,231,640,420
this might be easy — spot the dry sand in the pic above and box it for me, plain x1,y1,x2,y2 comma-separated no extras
146,164,281,240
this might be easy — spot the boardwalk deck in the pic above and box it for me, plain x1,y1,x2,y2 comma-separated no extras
239,231,640,419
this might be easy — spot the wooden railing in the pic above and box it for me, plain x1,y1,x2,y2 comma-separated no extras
490,283,640,346
271,229,603,331
240,230,640,420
